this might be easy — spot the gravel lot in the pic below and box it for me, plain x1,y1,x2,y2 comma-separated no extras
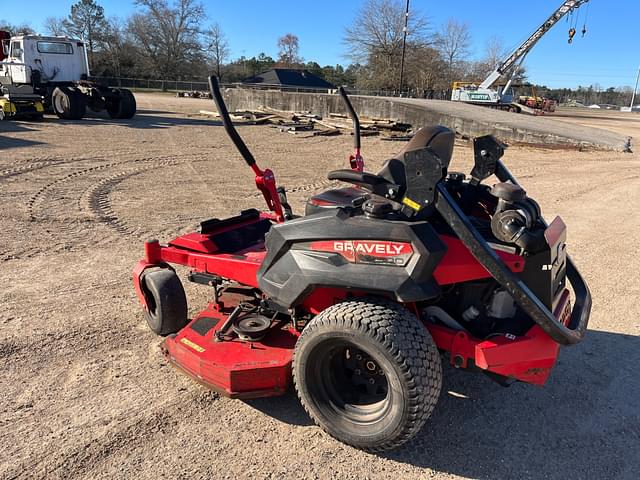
1,96,639,479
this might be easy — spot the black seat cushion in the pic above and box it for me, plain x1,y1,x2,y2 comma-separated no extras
305,126,454,216
305,187,365,216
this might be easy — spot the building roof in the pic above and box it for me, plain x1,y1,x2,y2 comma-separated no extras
243,68,335,89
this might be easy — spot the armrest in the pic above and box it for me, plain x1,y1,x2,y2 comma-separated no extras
327,169,389,188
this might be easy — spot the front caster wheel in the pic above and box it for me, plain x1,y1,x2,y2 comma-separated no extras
293,298,442,452
141,268,188,336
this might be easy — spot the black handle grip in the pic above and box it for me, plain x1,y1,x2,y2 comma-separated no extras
328,169,388,187
208,76,256,167
338,86,361,151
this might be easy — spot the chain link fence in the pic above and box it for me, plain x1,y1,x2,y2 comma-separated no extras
90,76,450,100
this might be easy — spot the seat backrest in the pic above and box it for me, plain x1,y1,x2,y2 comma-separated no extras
393,125,455,167
377,125,455,192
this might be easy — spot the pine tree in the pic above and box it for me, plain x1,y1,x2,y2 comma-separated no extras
62,0,108,69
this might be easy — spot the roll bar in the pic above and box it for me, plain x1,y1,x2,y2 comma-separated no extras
338,87,364,172
208,76,284,222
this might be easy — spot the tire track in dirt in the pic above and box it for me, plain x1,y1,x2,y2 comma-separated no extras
0,152,147,182
84,159,182,237
249,178,340,199
4,156,190,258
0,160,66,181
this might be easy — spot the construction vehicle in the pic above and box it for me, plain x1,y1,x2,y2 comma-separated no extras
451,0,590,111
0,33,135,120
0,83,45,121
517,85,557,114
132,76,591,451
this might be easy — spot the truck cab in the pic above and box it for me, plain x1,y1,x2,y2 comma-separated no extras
0,35,89,85
0,31,135,121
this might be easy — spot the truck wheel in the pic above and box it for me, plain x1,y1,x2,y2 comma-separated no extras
141,268,188,336
107,89,136,119
293,298,442,451
52,86,86,120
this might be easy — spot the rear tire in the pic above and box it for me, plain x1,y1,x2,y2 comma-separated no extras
142,268,188,336
52,86,86,120
293,297,442,451
107,89,136,119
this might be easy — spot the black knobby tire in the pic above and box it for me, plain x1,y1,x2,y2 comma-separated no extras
142,268,188,336
107,89,136,119
51,86,86,120
293,298,442,451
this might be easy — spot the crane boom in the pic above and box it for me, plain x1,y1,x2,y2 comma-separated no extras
479,0,590,90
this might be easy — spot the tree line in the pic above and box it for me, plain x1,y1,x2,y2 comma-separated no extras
0,0,636,105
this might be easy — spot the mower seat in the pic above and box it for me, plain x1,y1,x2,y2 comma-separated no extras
376,126,455,185
305,126,454,216
393,125,454,165
305,187,365,216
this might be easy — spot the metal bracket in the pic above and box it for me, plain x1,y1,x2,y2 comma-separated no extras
470,135,505,185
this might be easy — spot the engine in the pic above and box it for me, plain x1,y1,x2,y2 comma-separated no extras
489,182,547,254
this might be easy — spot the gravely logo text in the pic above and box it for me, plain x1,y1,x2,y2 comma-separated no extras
308,240,413,266
333,242,407,255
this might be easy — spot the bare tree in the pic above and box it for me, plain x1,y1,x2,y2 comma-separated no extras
343,0,430,90
100,17,133,77
44,17,67,36
343,0,429,62
466,36,505,82
483,36,507,72
0,21,35,35
277,33,302,67
435,19,471,86
128,0,206,79
204,23,230,79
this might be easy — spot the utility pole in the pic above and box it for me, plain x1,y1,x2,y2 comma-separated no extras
630,65,640,111
398,0,410,95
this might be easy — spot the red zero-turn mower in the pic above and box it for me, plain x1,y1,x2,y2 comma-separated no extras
133,77,591,451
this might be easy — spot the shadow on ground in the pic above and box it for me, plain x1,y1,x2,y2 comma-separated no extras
0,122,45,150
249,329,640,479
60,110,234,130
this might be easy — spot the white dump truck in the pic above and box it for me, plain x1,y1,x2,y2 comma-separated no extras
0,32,135,120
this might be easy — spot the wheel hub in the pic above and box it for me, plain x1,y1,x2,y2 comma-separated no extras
343,347,388,399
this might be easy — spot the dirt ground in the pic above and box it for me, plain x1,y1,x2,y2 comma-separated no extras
552,106,640,138
1,95,639,479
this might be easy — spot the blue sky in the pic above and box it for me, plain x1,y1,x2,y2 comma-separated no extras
2,0,638,88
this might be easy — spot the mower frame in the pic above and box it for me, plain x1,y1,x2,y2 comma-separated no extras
133,76,591,397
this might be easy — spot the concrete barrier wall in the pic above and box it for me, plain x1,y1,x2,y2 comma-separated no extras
222,88,631,152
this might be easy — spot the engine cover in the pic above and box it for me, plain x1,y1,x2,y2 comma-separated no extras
258,208,447,308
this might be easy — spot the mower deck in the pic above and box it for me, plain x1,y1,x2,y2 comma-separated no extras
163,300,298,399
160,291,570,398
